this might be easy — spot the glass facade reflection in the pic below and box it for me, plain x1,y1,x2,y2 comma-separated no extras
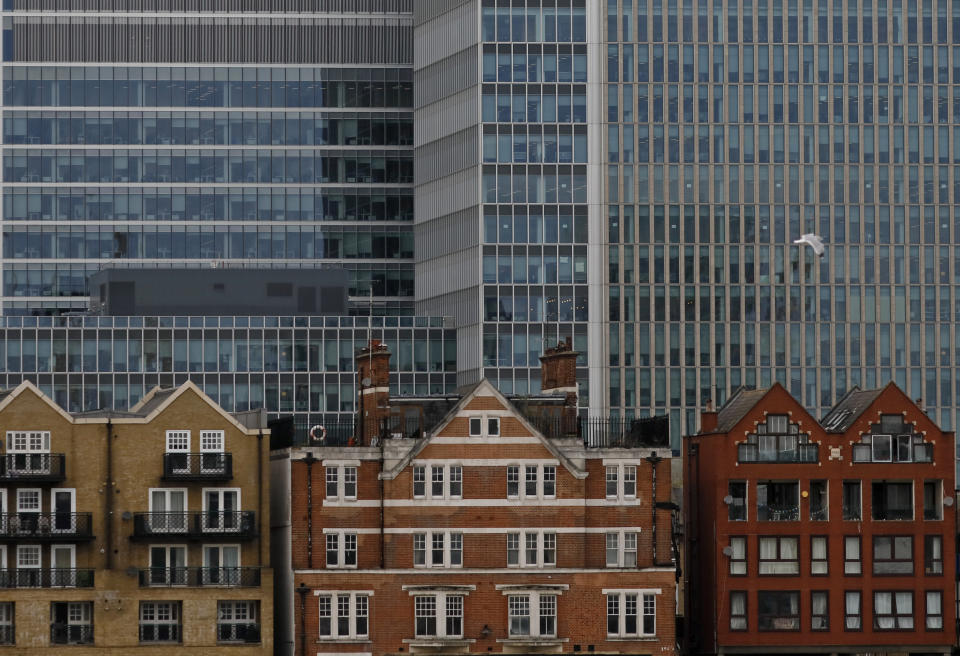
0,314,455,425
0,9,416,315
604,0,960,455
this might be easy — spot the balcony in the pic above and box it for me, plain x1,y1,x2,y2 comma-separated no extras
138,566,262,587
738,443,818,463
0,454,66,483
757,503,800,521
0,568,94,588
162,453,233,481
0,513,93,542
132,511,257,541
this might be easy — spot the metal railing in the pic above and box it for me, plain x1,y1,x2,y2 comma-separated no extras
0,453,66,482
757,504,800,521
139,567,261,587
0,512,93,540
218,622,261,644
0,568,94,588
51,623,93,645
285,413,671,449
738,443,819,463
163,453,233,480
132,511,256,539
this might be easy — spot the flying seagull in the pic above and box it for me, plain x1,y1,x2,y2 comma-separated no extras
793,233,826,257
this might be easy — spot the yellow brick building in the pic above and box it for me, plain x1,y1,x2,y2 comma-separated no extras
0,380,272,653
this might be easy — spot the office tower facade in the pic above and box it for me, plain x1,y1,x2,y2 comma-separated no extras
603,0,960,449
1,1,416,316
414,1,600,404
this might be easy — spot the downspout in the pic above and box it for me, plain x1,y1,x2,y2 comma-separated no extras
296,584,309,656
257,430,264,567
303,453,316,569
646,452,672,568
688,442,700,653
379,431,385,569
105,419,113,570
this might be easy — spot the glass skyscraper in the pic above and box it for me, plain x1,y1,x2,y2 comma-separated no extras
0,1,415,316
414,0,595,403
604,0,960,450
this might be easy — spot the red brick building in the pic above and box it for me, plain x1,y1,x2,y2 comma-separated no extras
272,341,678,656
683,382,956,656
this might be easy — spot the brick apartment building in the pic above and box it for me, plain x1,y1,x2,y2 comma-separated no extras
684,382,956,656
0,379,272,653
271,340,678,656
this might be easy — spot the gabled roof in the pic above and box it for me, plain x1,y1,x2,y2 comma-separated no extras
714,387,771,432
382,379,587,480
820,385,887,433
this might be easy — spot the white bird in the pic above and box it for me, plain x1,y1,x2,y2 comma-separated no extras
793,233,826,257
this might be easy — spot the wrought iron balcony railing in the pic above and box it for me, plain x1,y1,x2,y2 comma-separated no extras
132,511,256,540
51,623,93,645
0,453,66,483
218,622,261,644
0,512,93,541
138,566,261,587
0,568,94,588
163,453,233,481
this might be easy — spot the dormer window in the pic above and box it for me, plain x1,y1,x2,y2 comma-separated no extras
737,416,817,463
851,415,933,463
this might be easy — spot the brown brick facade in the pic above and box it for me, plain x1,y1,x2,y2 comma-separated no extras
284,378,677,656
684,383,956,655
0,381,272,653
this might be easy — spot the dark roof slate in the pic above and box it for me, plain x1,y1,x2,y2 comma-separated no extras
714,387,770,432
820,386,884,433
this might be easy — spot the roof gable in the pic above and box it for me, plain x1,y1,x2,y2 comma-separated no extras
383,379,586,479
0,380,76,424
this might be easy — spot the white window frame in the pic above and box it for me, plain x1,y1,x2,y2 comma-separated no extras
324,463,358,501
139,601,181,643
468,415,501,437
16,488,40,513
605,589,658,638
199,430,224,452
0,602,12,644
605,462,640,500
50,488,76,534
411,463,462,500
53,601,93,645
316,591,370,640
16,544,40,569
217,600,259,643
164,430,190,453
201,487,241,532
50,544,77,587
507,530,557,568
496,586,566,639
201,543,241,584
413,531,463,568
6,431,49,453
147,544,187,586
606,530,640,568
324,531,358,569
413,593,465,639
507,464,557,500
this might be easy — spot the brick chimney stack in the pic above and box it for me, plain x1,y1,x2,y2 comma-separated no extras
700,399,718,433
539,337,579,435
356,340,391,446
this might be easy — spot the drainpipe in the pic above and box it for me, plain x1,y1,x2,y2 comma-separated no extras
303,453,316,569
257,429,264,567
646,452,673,568
296,583,309,656
105,419,113,570
379,433,385,569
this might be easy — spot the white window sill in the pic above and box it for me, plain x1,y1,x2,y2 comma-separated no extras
497,637,568,646
316,638,371,644
605,636,658,641
403,638,475,646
